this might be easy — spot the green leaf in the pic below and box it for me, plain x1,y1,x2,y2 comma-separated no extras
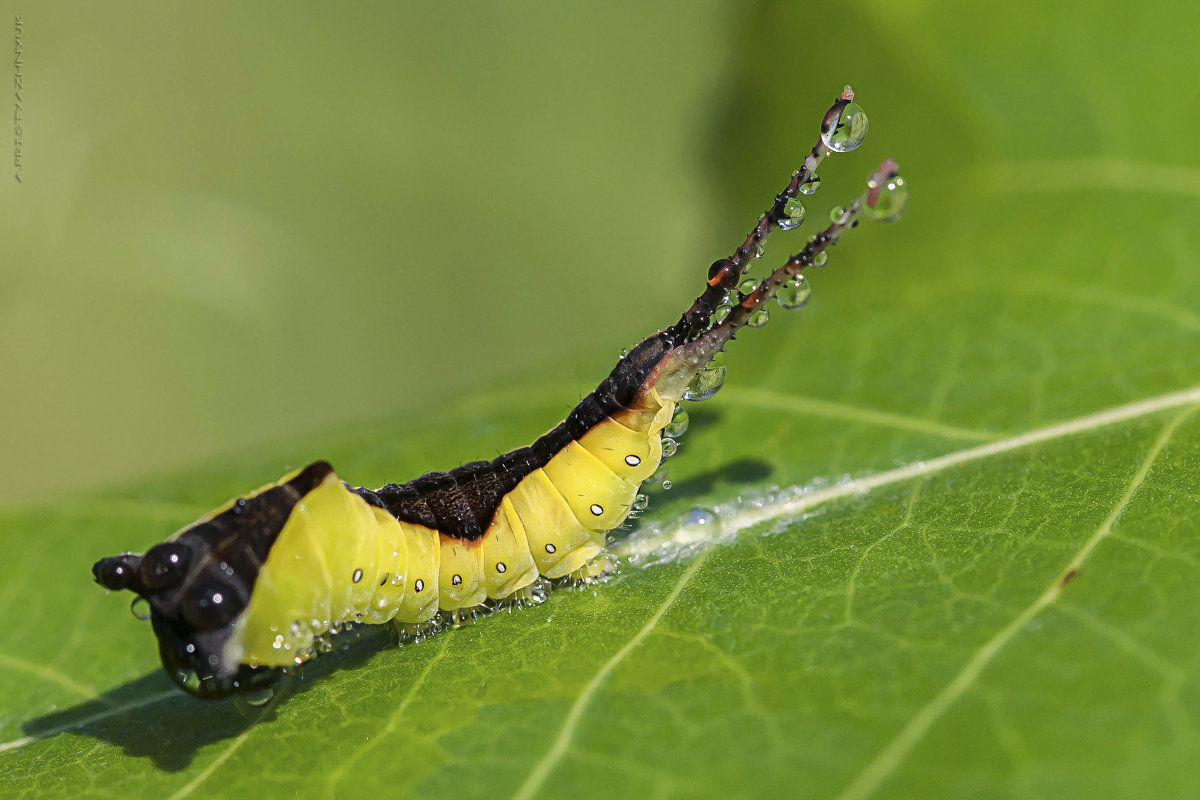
4,1,1200,799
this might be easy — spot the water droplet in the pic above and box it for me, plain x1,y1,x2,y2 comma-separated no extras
650,463,670,483
661,438,679,457
777,197,806,231
684,362,727,401
821,101,869,153
747,307,770,329
755,245,765,258
664,407,690,438
175,669,202,693
776,274,812,310
632,493,650,512
829,205,845,223
865,173,909,223
812,251,828,268
686,507,716,527
738,278,758,295
709,296,733,326
130,597,151,622
799,175,821,195
662,480,673,491
244,687,274,707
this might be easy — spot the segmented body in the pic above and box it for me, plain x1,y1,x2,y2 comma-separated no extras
234,337,677,672
107,332,686,696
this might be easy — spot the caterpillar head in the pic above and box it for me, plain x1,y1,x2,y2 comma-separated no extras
92,461,334,697
92,539,278,698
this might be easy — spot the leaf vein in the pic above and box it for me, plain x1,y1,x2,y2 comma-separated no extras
510,551,711,800
832,405,1195,800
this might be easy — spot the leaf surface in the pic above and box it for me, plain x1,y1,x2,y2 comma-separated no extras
4,2,1200,799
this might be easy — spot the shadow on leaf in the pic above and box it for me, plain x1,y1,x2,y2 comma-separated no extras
666,457,775,502
22,627,390,771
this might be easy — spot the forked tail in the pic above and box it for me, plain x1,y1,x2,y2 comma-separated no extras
646,86,908,403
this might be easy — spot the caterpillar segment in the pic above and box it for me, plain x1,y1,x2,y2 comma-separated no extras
92,87,905,698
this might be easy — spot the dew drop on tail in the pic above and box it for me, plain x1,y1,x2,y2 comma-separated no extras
865,173,909,223
777,197,806,231
684,362,727,401
776,274,812,310
821,98,869,153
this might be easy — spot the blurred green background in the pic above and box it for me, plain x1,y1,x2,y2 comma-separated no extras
1,1,743,505
12,1,1190,507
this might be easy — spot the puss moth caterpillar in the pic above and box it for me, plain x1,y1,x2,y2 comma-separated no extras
93,86,907,698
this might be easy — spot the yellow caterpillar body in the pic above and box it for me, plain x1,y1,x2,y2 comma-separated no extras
232,389,673,671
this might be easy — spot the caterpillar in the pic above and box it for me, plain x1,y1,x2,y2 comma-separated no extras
93,86,907,698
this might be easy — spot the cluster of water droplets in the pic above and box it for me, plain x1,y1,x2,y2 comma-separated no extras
629,405,693,503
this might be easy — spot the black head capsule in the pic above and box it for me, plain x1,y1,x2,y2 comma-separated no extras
181,579,242,631
93,553,143,591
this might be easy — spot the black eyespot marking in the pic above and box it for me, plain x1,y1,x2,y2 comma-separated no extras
451,574,462,586
589,503,604,516
352,568,363,583
625,454,641,467
545,544,556,554
496,562,507,573
414,578,425,592
139,542,190,591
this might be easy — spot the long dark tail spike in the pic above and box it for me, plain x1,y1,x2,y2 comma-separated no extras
669,88,854,343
